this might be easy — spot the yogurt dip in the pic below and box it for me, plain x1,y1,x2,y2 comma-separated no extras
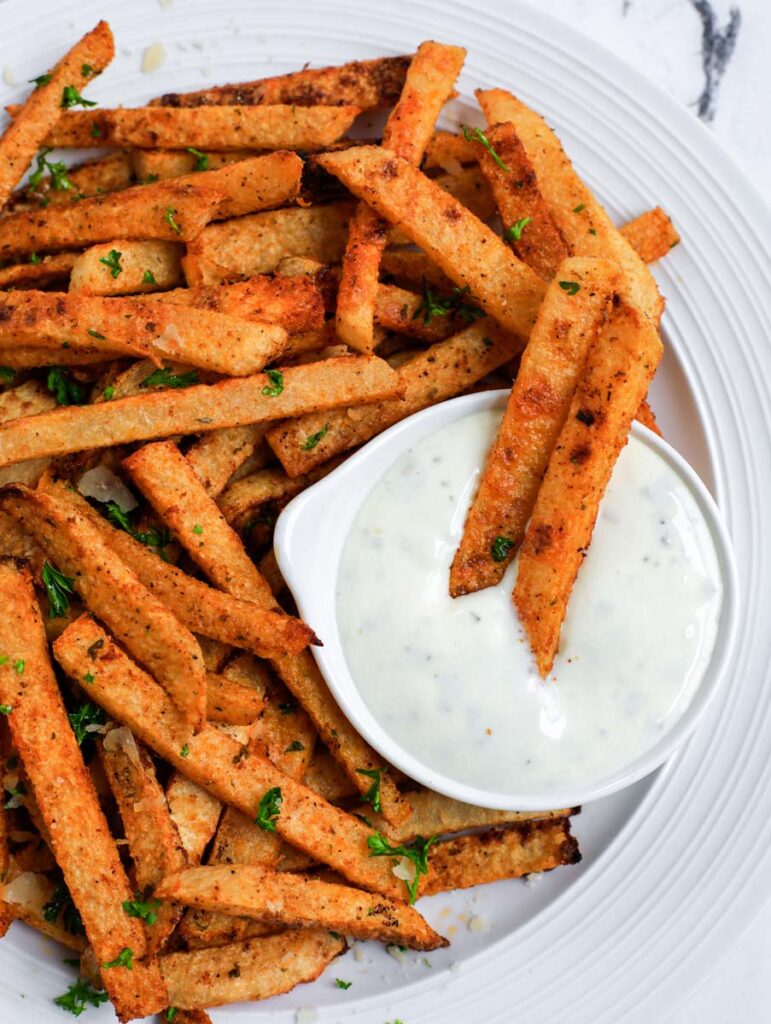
336,408,723,799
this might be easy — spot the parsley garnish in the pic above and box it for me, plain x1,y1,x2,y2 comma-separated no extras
90,123,102,139
0,705,11,715
68,701,106,745
87,328,105,339
102,947,134,970
4,781,26,810
122,895,161,925
140,367,199,390
164,207,182,235
185,146,209,172
254,786,282,832
46,367,84,406
30,72,53,89
335,979,352,990
301,424,329,450
261,369,284,397
82,672,95,684
61,85,97,109
42,560,75,618
367,832,438,904
53,978,109,1016
356,767,383,814
573,203,586,213
413,278,483,325
98,249,122,279
505,216,532,242
142,269,157,285
81,64,95,79
559,280,580,296
180,743,190,758
13,659,24,675
43,882,85,936
0,367,16,382
462,125,510,172
29,148,72,192
192,525,203,535
491,535,514,562
29,252,42,265
103,386,115,400
165,1011,178,1023
105,501,171,557
285,740,305,753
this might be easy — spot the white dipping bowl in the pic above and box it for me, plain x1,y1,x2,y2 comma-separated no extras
275,390,739,810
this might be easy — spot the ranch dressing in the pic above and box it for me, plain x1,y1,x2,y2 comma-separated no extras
336,409,723,799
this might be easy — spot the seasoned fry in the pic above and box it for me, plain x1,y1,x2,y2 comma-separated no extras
205,671,266,725
337,42,465,352
98,728,188,954
152,54,411,109
33,105,360,152
423,129,479,169
475,121,569,280
373,282,458,342
1,869,86,950
0,21,114,208
266,321,519,477
0,355,399,467
0,252,78,290
131,148,259,181
425,817,581,894
166,774,222,865
318,147,546,340
0,182,223,261
620,206,680,263
8,153,132,212
450,258,619,596
304,745,359,803
69,241,184,296
218,459,343,529
53,617,407,898
0,560,166,1021
424,164,497,226
158,864,447,949
514,299,664,676
1,485,208,731
160,930,345,1009
380,248,455,292
0,290,287,376
636,397,663,436
173,151,303,219
185,425,270,498
476,88,663,321
0,381,56,489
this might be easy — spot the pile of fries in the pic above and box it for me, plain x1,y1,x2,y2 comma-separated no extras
0,22,679,1022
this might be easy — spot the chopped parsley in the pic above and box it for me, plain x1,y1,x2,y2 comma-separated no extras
43,882,85,936
335,979,352,990
558,280,580,296
13,659,24,675
301,423,329,450
68,701,106,746
491,535,514,562
367,832,438,904
82,672,95,684
90,123,102,139
142,269,157,285
42,560,75,618
254,786,282,832
87,328,105,339
165,1011,178,1023
356,767,383,814
192,525,203,535
122,895,162,925
102,947,134,970
102,386,115,400
413,278,483,325
29,148,72,192
164,207,182,235
53,978,109,1016
98,248,122,279
140,366,199,390
30,72,53,89
46,367,85,406
29,252,42,265
462,125,510,172
505,216,532,242
105,501,172,558
4,781,26,810
180,743,190,758
185,146,210,172
61,85,97,109
0,705,11,715
0,367,16,382
285,740,305,753
81,64,95,79
261,369,284,397
573,203,586,213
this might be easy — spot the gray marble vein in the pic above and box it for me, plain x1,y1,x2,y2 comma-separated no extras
689,0,742,121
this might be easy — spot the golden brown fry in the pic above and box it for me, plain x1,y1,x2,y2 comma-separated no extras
476,121,570,280
172,151,303,219
158,864,448,949
152,54,411,109
476,88,663,321
0,381,56,489
514,299,664,676
33,105,360,151
1,485,207,731
0,252,78,290
160,929,345,1009
131,148,259,181
337,42,465,352
217,459,343,529
69,241,183,296
636,397,663,436
424,164,497,226
380,248,455,292
8,153,132,213
373,282,457,342
423,129,479,170
0,290,287,376
450,258,619,596
0,560,166,1021
98,728,188,955
425,817,581,894
318,147,546,340
266,320,519,477
53,617,406,898
0,182,223,261
0,21,114,208
1,869,86,950
185,425,270,499
205,672,266,725
620,206,680,263
0,355,399,467
304,745,359,803
166,774,222,865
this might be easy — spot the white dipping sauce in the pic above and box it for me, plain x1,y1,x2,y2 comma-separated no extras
336,408,723,799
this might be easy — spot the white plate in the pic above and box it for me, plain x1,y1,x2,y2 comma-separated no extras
0,2,769,1022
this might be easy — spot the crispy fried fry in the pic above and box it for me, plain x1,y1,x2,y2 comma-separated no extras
450,258,619,596
1,485,207,731
0,560,166,1021
69,241,183,296
166,774,222,865
304,745,359,803
0,21,114,208
173,151,303,219
158,864,447,949
318,147,546,340
620,206,680,263
205,672,266,725
185,425,270,499
0,381,56,488
373,282,458,342
217,459,343,529
131,148,259,181
1,869,86,950
514,299,663,676
0,252,78,289
7,153,132,213
423,129,479,170
380,248,455,292
636,397,663,436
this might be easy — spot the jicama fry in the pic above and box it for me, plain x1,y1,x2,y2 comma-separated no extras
69,241,183,296
0,381,56,489
476,88,663,321
1,869,86,950
1,484,207,731
218,459,343,529
373,282,458,342
131,148,259,181
53,617,407,898
620,206,680,263
0,561,166,1021
636,397,663,436
475,121,569,280
450,258,619,596
514,299,664,676
160,930,345,1009
0,182,223,261
0,252,78,289
205,672,266,725
423,129,479,169
266,320,519,477
37,477,317,659
166,774,222,865
8,153,132,213
98,728,188,955
157,864,448,949
337,42,465,352
172,151,303,219
185,425,270,498
317,147,546,340
304,745,359,803
0,20,114,208
380,248,455,292
424,817,581,894
152,54,411,110
0,355,399,467
0,290,287,376
33,105,360,152
424,164,497,225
